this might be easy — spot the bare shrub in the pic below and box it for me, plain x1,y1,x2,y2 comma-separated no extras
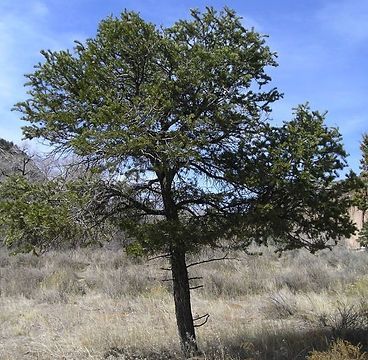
202,269,247,298
88,266,161,298
9,252,44,268
0,266,44,298
265,290,298,319
41,268,86,297
192,250,274,298
0,248,10,267
274,251,333,293
314,302,368,346
45,251,90,272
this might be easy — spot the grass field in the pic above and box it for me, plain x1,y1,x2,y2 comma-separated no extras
0,244,368,359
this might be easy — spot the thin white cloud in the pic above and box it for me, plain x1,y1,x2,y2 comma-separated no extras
31,1,49,17
317,0,368,43
0,1,86,144
336,116,366,136
0,2,86,100
240,14,263,33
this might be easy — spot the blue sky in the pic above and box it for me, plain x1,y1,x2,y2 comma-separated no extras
0,0,367,172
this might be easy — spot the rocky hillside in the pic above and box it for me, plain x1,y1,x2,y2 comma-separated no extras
0,138,42,180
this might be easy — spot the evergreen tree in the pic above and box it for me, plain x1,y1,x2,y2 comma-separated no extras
11,8,355,356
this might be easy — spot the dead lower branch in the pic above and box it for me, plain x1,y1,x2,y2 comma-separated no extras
190,285,204,290
147,254,170,261
194,313,210,327
187,253,238,268
160,267,172,271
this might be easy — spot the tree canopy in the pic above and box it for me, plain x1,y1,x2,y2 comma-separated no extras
10,7,355,356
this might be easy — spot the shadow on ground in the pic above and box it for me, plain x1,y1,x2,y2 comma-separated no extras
104,327,368,359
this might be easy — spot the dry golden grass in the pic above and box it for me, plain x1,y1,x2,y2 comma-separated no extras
0,244,368,359
307,340,368,360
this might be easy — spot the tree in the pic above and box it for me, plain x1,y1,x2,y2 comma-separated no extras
13,8,355,356
0,140,42,180
0,175,106,253
354,134,368,245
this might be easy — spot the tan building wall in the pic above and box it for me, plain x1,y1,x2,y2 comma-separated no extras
346,206,367,248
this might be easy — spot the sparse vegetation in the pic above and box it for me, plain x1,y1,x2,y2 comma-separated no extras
0,138,14,151
307,340,368,360
1,244,368,359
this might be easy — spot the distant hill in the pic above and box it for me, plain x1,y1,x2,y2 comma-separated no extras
0,138,42,180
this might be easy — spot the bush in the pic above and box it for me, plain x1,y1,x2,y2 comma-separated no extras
0,266,44,298
315,302,368,346
359,222,368,247
307,340,368,360
265,289,298,319
41,268,86,296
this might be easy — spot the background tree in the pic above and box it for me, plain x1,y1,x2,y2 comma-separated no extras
354,134,368,245
0,139,42,180
13,8,355,356
0,175,109,253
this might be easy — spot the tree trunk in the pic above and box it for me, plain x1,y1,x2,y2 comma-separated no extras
171,247,199,357
362,209,366,228
158,170,199,356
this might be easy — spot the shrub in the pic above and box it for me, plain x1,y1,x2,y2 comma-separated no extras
307,339,368,360
266,290,298,319
315,302,368,346
0,266,44,298
359,222,368,247
95,267,159,298
41,268,86,296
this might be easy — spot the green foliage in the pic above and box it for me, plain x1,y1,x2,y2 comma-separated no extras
361,134,368,173
354,135,368,209
0,138,14,151
0,176,103,253
352,134,368,245
358,222,368,247
12,7,354,256
225,104,355,252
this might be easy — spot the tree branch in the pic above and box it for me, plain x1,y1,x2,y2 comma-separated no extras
147,253,170,261
193,313,210,327
187,253,239,268
190,285,204,290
